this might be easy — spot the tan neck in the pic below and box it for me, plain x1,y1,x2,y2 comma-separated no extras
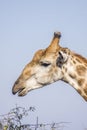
61,53,87,101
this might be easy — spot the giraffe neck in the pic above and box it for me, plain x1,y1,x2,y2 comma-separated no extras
61,53,87,101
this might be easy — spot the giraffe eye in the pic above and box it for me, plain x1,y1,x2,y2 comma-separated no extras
40,61,51,67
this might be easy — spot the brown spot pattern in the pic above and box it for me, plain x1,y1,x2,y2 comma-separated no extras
83,95,87,101
84,85,87,95
76,65,86,75
77,88,82,95
74,53,87,64
69,73,76,79
78,78,84,86
72,60,77,64
63,67,67,73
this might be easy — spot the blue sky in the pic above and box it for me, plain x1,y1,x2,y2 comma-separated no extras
0,0,87,130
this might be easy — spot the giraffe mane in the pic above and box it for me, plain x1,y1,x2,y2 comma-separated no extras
74,53,87,64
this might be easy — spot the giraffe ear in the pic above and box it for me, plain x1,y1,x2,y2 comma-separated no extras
56,51,68,68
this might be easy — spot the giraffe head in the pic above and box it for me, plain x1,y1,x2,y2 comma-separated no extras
12,32,64,96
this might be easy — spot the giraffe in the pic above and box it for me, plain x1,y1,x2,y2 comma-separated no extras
12,32,87,101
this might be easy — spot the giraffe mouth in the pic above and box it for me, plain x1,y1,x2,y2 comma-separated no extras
12,86,25,96
14,87,33,96
18,88,26,96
